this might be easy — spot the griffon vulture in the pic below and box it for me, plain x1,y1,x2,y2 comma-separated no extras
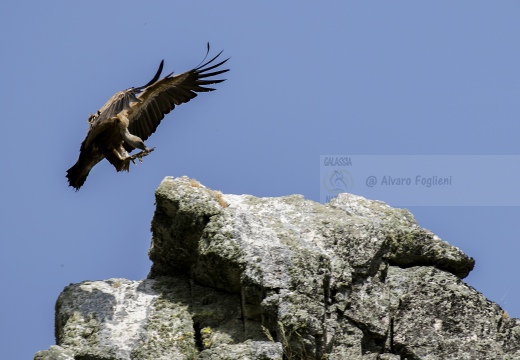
66,45,229,190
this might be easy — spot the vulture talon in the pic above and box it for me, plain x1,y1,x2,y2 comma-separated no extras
128,147,155,163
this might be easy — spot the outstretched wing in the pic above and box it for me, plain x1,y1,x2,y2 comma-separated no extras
89,60,166,128
125,48,229,150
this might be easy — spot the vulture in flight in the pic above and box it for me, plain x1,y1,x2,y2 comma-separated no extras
66,45,229,190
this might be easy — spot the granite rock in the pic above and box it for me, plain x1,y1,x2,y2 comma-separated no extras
36,177,520,359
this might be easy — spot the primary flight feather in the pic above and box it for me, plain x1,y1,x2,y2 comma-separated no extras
66,44,229,190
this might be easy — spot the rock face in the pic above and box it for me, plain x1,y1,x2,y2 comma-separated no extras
35,176,520,359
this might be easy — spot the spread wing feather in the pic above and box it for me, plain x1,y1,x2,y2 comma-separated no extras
92,91,139,127
126,51,229,149
89,60,166,129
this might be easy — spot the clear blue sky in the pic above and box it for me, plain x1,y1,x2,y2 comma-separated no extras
1,2,520,359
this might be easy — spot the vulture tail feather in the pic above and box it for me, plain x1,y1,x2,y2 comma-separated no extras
66,162,90,191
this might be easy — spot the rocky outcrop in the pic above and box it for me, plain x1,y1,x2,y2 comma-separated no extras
35,176,520,359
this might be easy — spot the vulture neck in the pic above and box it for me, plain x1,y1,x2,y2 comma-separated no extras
121,128,147,151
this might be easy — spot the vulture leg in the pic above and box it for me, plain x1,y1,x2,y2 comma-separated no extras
109,146,155,168
107,147,132,172
111,147,129,162
115,146,130,159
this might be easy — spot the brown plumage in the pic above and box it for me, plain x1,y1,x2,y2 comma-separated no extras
66,45,229,190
